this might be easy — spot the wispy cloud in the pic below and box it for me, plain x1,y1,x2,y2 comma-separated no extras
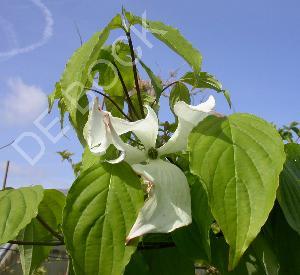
0,0,54,60
0,77,47,125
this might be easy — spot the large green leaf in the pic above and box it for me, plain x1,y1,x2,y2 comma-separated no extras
18,189,66,275
172,174,213,262
141,247,195,275
277,143,300,235
266,205,300,275
0,186,44,245
210,232,279,274
62,162,144,275
94,43,135,97
56,15,122,144
189,114,285,269
124,251,151,275
18,220,52,275
169,82,191,112
125,11,202,71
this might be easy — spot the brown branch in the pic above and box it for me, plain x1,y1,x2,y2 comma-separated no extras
126,30,145,118
86,88,132,121
2,161,10,190
111,61,139,119
8,240,64,246
36,215,64,242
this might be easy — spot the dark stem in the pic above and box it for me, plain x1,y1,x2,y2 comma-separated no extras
86,88,132,121
0,140,15,150
151,81,180,107
126,30,145,118
161,81,180,94
74,21,83,46
36,215,64,242
8,240,65,246
111,61,139,119
2,161,10,190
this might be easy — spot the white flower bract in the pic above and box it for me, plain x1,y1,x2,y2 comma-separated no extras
84,95,216,242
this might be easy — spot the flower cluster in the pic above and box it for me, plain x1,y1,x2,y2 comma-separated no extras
84,96,216,242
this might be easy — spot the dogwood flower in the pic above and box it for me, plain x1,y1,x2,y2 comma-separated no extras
84,95,215,242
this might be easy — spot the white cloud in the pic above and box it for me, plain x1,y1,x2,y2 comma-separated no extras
1,77,47,125
0,0,54,60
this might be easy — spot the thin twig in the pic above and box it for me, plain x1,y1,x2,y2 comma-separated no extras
161,81,180,94
2,161,10,190
0,140,15,150
126,30,145,118
111,61,139,120
74,21,83,46
8,240,65,246
86,88,132,121
150,81,180,107
36,215,64,242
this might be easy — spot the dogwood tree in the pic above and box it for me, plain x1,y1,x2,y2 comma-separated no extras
1,9,299,275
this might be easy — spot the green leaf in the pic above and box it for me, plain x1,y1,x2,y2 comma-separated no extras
181,71,232,108
48,82,62,112
210,232,279,274
169,82,190,112
277,143,300,235
57,15,122,144
139,60,163,101
223,90,232,108
181,72,223,91
38,189,66,228
124,251,151,275
188,114,285,269
125,11,202,71
18,189,66,275
62,162,144,275
18,220,52,275
81,146,102,172
104,95,124,117
141,247,195,275
172,174,213,262
94,43,134,97
0,186,44,245
250,233,279,275
266,205,300,274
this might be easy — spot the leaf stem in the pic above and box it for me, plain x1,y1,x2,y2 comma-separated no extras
87,88,132,121
161,81,180,94
126,30,145,118
8,240,65,246
151,81,180,107
2,161,10,190
0,140,15,150
111,61,139,120
36,215,64,242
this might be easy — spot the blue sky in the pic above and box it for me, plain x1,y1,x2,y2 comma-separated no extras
0,0,299,189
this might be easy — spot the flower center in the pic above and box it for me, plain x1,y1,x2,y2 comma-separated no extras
148,147,158,159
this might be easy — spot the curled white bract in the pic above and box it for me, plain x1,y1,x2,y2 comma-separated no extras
84,95,216,242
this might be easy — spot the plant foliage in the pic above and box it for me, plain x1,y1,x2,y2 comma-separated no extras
1,9,299,275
